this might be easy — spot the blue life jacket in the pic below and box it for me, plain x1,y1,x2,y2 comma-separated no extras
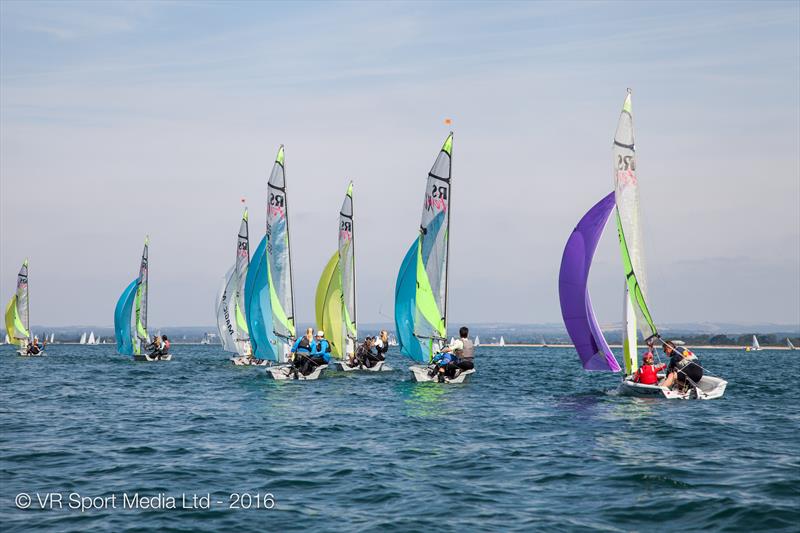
432,352,454,366
312,339,332,362
291,336,312,354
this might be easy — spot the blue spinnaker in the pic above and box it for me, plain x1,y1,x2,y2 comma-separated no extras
558,192,621,372
114,279,138,355
394,239,427,363
245,236,278,361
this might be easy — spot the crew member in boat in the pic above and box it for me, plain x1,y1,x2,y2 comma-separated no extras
660,341,702,390
26,336,44,355
296,330,331,375
632,348,665,385
290,327,315,369
373,330,390,362
159,335,170,358
429,351,455,381
146,335,161,355
439,326,476,379
352,336,382,368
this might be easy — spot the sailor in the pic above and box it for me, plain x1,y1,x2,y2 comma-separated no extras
440,326,476,379
373,330,390,362
429,351,455,382
660,341,703,390
297,330,331,375
26,336,42,355
632,349,665,385
353,336,381,368
146,335,160,355
290,328,315,369
160,335,170,357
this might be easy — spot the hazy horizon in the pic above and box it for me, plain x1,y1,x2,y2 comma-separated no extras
2,1,798,328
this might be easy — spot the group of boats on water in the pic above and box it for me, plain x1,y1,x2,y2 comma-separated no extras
4,90,795,397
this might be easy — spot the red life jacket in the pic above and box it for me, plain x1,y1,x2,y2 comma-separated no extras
633,363,665,385
163,340,170,352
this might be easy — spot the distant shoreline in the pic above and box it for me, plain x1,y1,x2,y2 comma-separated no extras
482,343,796,350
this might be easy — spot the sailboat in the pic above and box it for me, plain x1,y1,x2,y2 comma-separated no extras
87,331,96,345
2,334,8,344
746,335,762,351
220,208,255,364
5,260,43,356
79,332,87,344
395,133,472,383
787,338,796,350
240,147,309,379
558,90,726,400
499,336,506,347
49,333,54,344
114,237,169,361
474,335,480,347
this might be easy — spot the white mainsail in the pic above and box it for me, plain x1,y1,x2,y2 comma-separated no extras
499,336,505,346
266,146,296,358
49,333,54,343
216,208,251,356
474,335,480,346
79,332,87,344
87,331,96,345
752,335,761,350
787,338,796,350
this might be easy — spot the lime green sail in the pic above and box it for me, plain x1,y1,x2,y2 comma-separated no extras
5,259,31,346
133,237,149,354
314,181,358,359
315,251,344,358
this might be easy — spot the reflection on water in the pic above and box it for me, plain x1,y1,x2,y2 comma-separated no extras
396,380,453,418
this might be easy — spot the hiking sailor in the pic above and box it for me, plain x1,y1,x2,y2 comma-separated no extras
660,341,702,390
296,330,331,375
439,326,476,379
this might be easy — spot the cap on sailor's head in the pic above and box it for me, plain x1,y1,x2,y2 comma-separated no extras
316,330,324,337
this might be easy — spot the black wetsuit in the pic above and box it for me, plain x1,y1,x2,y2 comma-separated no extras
668,352,703,386
355,343,380,368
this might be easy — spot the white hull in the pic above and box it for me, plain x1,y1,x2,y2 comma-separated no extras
17,350,46,357
133,353,173,362
266,364,326,381
331,360,391,372
618,375,727,400
230,355,270,367
409,364,475,383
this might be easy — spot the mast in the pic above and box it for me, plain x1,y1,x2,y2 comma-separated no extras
26,259,30,342
347,181,357,342
443,132,453,340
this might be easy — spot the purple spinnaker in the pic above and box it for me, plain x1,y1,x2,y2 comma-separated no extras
559,192,621,372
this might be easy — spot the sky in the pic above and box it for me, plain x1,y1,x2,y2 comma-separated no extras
1,0,798,328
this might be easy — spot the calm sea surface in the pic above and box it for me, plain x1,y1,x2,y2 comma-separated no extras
1,344,797,532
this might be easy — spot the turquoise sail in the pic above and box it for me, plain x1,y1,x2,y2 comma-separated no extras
114,279,138,355
394,239,427,363
245,236,279,361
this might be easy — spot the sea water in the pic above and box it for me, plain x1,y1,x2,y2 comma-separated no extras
1,345,797,532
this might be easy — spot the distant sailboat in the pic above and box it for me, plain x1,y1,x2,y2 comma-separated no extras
3,334,8,344
540,336,548,348
558,89,726,400
395,133,473,383
79,332,87,345
87,331,96,345
4,260,42,356
787,338,796,350
474,335,480,347
49,333,54,344
219,208,252,361
748,335,762,351
499,336,505,347
115,236,169,361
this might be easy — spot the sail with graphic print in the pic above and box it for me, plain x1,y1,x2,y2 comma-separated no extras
217,208,251,356
115,237,157,358
395,133,472,383
4,260,32,351
317,181,362,369
559,90,726,399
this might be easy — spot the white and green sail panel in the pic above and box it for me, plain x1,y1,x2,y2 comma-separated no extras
216,208,251,355
266,145,296,343
133,237,149,355
339,181,357,349
4,260,30,346
613,90,657,346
